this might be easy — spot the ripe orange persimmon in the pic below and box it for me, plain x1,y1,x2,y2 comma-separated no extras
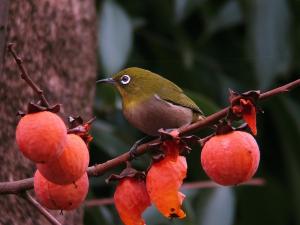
16,111,67,163
34,170,89,210
201,131,260,186
146,144,187,219
37,134,89,184
114,178,151,225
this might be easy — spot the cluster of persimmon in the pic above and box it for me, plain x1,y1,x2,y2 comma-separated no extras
112,134,187,225
13,79,260,225
16,110,90,210
112,96,261,225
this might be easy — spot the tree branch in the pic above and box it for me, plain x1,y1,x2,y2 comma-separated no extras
0,178,33,194
181,177,265,190
84,178,265,207
7,43,50,107
85,197,115,207
0,79,299,194
259,79,300,100
20,192,62,225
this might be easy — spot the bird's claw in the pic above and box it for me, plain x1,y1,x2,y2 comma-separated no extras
129,143,139,160
128,135,155,160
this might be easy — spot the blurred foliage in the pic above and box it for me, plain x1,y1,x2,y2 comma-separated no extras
86,0,300,225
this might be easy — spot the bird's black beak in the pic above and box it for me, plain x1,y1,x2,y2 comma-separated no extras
96,78,115,84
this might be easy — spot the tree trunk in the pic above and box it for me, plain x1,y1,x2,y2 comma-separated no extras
0,1,96,224
0,0,9,76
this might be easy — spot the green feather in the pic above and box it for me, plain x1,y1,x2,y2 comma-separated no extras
157,82,203,114
112,67,204,116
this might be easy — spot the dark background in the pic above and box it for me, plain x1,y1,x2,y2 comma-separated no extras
87,0,300,225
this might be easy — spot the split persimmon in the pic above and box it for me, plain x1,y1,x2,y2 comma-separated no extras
114,177,151,225
146,140,187,219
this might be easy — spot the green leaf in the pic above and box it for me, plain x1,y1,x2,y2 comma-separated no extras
94,84,117,112
142,206,167,225
91,120,129,157
142,189,199,225
98,0,133,75
236,179,289,225
84,206,113,225
174,0,207,23
249,0,291,88
270,97,300,225
174,0,189,22
208,0,243,34
198,187,235,225
184,89,219,115
98,206,115,224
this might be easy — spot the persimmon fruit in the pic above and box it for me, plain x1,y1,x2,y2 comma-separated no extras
34,170,89,210
37,134,89,184
146,148,187,219
201,131,260,186
114,178,151,225
16,111,67,163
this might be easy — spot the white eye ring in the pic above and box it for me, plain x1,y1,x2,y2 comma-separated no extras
120,74,131,85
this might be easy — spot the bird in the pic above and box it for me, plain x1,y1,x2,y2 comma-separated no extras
96,67,205,155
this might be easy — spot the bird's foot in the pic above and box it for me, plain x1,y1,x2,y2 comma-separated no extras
129,142,139,160
129,135,155,160
158,128,180,141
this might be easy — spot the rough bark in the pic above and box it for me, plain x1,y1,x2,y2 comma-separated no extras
0,1,96,225
0,0,9,76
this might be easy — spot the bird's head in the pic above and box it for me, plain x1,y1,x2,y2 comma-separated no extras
96,67,161,102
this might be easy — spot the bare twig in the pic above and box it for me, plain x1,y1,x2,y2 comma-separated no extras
85,197,115,207
84,178,265,207
20,192,62,225
8,43,50,107
260,79,300,100
0,178,34,194
182,178,265,190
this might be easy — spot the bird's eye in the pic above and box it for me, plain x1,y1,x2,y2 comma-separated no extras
120,75,131,85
